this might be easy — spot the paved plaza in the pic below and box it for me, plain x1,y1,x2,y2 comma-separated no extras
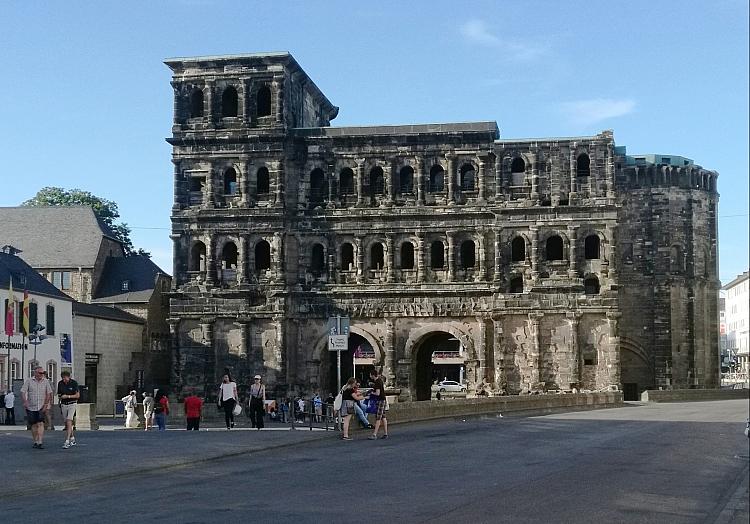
1,400,747,523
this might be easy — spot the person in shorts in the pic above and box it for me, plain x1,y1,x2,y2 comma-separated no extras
142,391,155,431
21,366,53,449
57,370,80,449
367,369,388,440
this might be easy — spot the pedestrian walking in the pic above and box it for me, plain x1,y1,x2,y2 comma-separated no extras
247,375,265,429
340,377,365,441
154,391,169,430
142,391,155,431
296,396,306,423
57,370,80,449
218,373,238,429
184,391,203,430
20,366,53,449
312,391,323,423
367,369,388,440
4,389,15,425
121,390,138,428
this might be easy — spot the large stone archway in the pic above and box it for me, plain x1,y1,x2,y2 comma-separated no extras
620,337,654,400
310,325,383,394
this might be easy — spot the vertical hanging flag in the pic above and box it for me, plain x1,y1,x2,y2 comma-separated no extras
5,279,15,336
22,289,30,336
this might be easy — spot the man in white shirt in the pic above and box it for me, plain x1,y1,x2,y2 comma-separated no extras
4,390,15,425
20,367,54,449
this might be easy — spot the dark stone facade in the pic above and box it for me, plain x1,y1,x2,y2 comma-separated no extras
165,53,719,400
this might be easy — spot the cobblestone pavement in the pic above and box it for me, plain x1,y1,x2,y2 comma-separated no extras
1,400,747,523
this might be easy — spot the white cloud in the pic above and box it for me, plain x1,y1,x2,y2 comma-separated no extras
560,98,636,126
459,19,546,61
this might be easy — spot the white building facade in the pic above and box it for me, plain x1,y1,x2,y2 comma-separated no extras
723,271,749,377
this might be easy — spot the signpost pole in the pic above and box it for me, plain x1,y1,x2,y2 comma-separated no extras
336,315,342,393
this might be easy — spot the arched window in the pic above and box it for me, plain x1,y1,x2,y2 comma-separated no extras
430,241,445,268
370,167,384,195
511,157,525,174
400,242,414,269
311,244,325,276
429,165,445,193
224,168,237,195
339,168,355,195
340,243,355,270
511,237,526,262
584,235,600,259
546,236,564,261
584,276,600,295
577,153,590,177
460,240,475,269
190,241,206,272
255,240,271,272
370,243,384,269
257,167,270,195
310,168,327,205
221,86,238,117
256,86,272,117
221,242,238,269
398,166,414,194
189,89,204,118
509,275,524,294
28,360,39,379
460,164,475,191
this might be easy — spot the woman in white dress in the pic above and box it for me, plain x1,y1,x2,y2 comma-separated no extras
121,390,138,428
218,373,238,429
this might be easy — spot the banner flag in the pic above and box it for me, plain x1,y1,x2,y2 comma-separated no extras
5,279,15,336
22,289,29,336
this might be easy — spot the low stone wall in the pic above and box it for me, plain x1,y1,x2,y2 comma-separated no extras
641,389,749,403
386,392,623,424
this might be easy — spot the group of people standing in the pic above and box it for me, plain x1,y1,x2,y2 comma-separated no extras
121,390,170,431
218,373,266,430
339,369,389,441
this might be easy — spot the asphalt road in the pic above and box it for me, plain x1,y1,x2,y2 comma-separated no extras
2,399,747,523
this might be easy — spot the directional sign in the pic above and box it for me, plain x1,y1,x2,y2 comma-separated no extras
328,335,348,351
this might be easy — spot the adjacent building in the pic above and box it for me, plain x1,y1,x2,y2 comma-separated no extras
723,271,749,376
165,52,720,401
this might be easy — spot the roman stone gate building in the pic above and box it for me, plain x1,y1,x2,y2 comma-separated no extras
165,52,719,401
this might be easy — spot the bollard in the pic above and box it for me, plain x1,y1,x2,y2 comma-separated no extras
289,399,295,431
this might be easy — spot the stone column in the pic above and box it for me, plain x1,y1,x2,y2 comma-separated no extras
385,160,395,206
447,233,455,282
566,312,581,388
569,146,577,200
275,316,289,386
274,160,284,208
603,226,616,279
237,321,249,358
172,86,181,126
416,157,425,206
446,154,456,205
477,233,486,281
493,229,502,282
204,167,215,209
417,234,426,283
328,161,336,206
239,235,249,284
386,235,395,283
200,320,216,383
492,315,504,392
172,162,183,211
528,313,543,386
205,82,215,123
567,226,578,279
168,319,182,391
327,240,335,282
205,235,217,286
477,317,489,382
606,142,615,199
239,160,249,207
477,155,488,202
272,79,282,123
170,234,181,289
273,232,284,283
355,236,364,284
606,312,622,388
530,155,540,203
384,318,395,386
530,227,539,282
356,159,365,207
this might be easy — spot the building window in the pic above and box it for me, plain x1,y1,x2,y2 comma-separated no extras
257,167,270,195
221,86,238,117
339,168,355,195
224,168,238,195
370,243,384,270
459,164,475,191
47,361,57,382
11,359,20,380
256,86,272,117
369,167,385,196
430,241,445,269
221,243,238,271
398,166,414,194
546,236,564,261
576,154,590,177
52,271,71,290
509,276,524,294
400,242,415,269
460,240,475,269
511,237,526,262
311,244,325,276
190,241,207,272
310,168,327,206
429,165,445,193
670,245,684,273
255,240,271,272
584,235,600,259
46,304,55,336
189,89,204,118
340,243,355,270
584,276,600,295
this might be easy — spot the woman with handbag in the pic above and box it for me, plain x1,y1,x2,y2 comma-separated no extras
247,374,266,430
218,373,238,430
340,377,364,441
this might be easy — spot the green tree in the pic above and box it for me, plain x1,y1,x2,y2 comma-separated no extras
21,187,150,257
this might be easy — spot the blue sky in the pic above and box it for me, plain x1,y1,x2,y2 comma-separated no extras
1,0,747,283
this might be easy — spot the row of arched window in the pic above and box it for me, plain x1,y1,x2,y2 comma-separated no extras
186,84,273,120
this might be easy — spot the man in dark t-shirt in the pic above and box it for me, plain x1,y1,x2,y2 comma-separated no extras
57,371,80,449
367,369,388,440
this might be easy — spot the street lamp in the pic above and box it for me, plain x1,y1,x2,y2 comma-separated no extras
28,324,47,368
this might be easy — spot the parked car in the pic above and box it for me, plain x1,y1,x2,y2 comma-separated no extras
432,380,467,393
